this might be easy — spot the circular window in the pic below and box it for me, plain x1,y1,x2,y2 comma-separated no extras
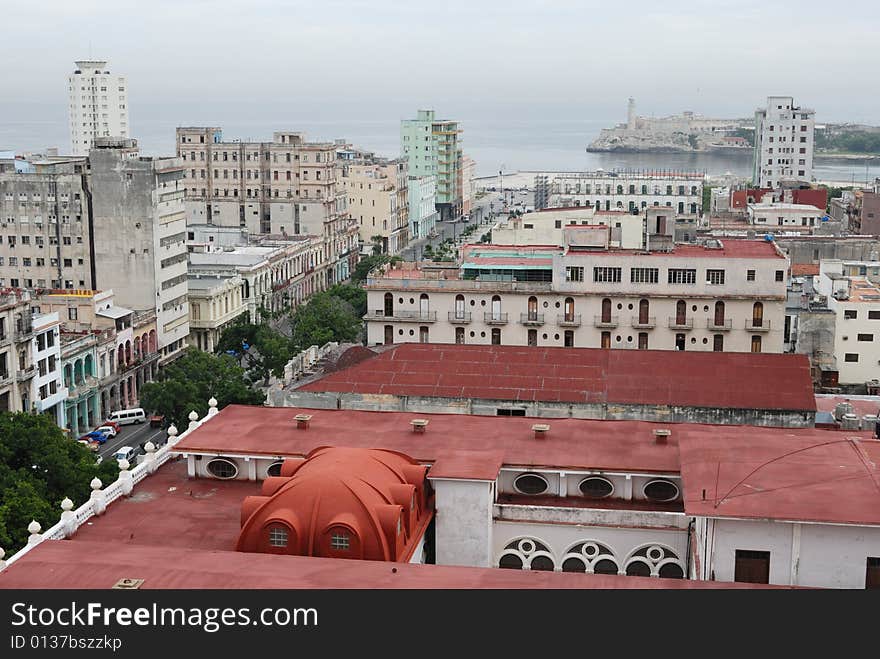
398,329,404,335
409,298,415,304
543,301,549,308
617,303,623,310
542,333,548,339
555,301,560,308
398,297,403,304
615,335,621,342
266,461,283,477
703,305,709,312
578,477,614,499
702,337,708,344
514,473,549,495
647,546,665,562
644,479,680,502
481,300,486,306
581,542,599,557
469,300,475,306
518,539,535,554
628,303,634,310
690,337,697,343
627,336,633,342
554,334,560,340
206,458,238,479
469,331,475,337
409,329,414,336
692,305,697,312
480,331,486,338
499,554,523,569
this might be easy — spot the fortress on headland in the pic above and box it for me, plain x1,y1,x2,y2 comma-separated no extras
588,98,754,153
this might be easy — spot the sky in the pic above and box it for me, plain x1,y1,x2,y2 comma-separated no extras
2,0,879,154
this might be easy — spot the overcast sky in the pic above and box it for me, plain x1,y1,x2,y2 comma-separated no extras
2,0,878,135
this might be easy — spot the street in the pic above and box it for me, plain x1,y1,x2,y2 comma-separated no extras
96,422,169,462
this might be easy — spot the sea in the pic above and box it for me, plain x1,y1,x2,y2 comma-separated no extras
2,115,879,185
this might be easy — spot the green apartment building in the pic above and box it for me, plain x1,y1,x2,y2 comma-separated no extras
401,109,462,221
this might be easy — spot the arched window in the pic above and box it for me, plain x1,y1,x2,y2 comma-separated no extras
454,294,465,319
675,300,687,325
527,296,538,321
714,301,725,327
384,292,393,317
752,301,764,327
601,298,612,323
564,297,575,323
491,295,502,321
419,293,429,318
639,299,649,325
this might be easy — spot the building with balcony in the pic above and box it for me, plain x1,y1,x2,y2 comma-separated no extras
61,332,99,436
176,127,359,287
0,288,35,413
753,96,815,188
341,157,409,255
407,175,439,240
364,238,788,353
68,59,128,156
534,170,703,215
401,110,462,220
188,230,327,323
187,274,247,352
29,312,67,427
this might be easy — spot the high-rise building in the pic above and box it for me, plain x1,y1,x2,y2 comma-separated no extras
175,128,359,286
0,138,189,366
401,110,462,220
341,157,409,255
68,60,129,156
753,96,815,189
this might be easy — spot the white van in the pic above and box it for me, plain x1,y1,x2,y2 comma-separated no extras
108,408,146,426
113,446,137,463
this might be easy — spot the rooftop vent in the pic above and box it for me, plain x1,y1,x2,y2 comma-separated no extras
294,413,312,429
532,423,550,440
410,419,429,434
112,578,144,589
653,428,671,444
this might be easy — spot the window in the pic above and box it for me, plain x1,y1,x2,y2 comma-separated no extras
857,334,873,342
630,267,659,284
734,550,770,584
578,477,613,498
268,526,288,548
747,270,756,281
844,353,859,362
706,269,725,285
869,311,880,320
68,308,78,321
867,557,880,589
593,267,622,283
713,334,724,352
496,408,526,417
565,266,584,282
775,270,784,282
206,458,238,479
643,479,679,502
668,269,696,284
845,310,858,320
491,328,501,345
751,335,762,353
330,533,350,550
513,473,549,495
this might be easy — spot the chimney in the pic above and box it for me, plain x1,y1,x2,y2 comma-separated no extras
532,423,550,440
410,419,429,434
653,428,671,444
294,413,312,430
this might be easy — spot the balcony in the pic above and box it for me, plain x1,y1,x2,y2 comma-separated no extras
483,312,509,325
519,313,545,327
557,314,582,327
746,319,771,332
593,315,619,329
707,319,733,331
0,372,12,388
630,316,656,329
668,317,694,330
365,310,438,323
16,365,36,382
448,311,472,324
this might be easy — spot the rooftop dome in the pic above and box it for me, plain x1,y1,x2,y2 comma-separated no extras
236,447,431,562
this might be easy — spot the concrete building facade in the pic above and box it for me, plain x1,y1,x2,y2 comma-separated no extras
753,96,815,188
30,312,66,427
176,128,358,286
341,159,409,254
364,239,789,354
407,175,439,240
68,60,128,156
187,274,247,352
535,171,703,215
401,110,462,220
0,289,36,414
747,203,824,231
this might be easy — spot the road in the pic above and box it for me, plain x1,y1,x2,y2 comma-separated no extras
96,422,169,462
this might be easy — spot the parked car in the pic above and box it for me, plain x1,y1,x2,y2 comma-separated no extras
79,430,108,444
113,446,137,463
101,420,121,433
94,425,117,438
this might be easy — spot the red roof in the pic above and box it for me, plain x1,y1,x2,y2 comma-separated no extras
679,433,880,525
298,344,817,413
0,539,779,589
791,263,820,277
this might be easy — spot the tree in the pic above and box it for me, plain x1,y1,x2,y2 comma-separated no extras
215,319,296,385
0,411,119,553
351,253,401,285
370,234,385,256
289,291,363,350
140,349,265,429
326,284,367,317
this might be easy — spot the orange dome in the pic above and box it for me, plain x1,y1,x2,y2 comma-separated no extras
236,447,431,562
